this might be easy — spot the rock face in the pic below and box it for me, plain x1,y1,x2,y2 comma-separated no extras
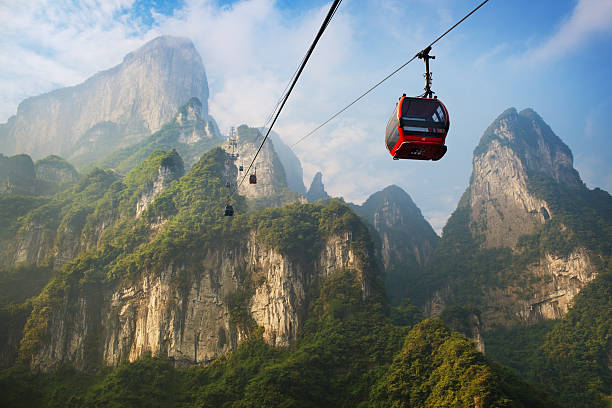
352,185,439,303
519,248,598,321
230,125,292,202
470,108,581,248
28,230,368,371
0,153,78,195
0,36,210,164
425,108,605,328
306,172,330,202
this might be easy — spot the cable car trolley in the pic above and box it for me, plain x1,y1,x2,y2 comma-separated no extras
385,46,450,161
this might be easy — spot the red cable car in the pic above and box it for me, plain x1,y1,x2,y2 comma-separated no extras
385,46,450,161
385,95,449,160
249,167,257,184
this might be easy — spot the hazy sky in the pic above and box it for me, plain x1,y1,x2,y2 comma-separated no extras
2,0,611,232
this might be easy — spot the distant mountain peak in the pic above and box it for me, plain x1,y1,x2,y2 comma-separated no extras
306,171,330,202
474,106,581,189
123,35,196,61
0,36,210,165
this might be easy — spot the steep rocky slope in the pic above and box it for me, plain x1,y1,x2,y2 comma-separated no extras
419,108,610,327
263,128,307,195
0,36,210,164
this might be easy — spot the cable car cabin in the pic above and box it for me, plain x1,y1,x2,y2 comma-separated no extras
385,96,449,161
239,165,244,171
224,205,234,217
249,174,257,184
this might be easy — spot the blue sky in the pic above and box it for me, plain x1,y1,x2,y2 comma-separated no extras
1,0,611,232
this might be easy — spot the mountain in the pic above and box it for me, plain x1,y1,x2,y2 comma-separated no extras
0,36,210,165
231,125,302,208
420,108,610,323
0,147,557,407
2,148,374,371
96,97,222,173
0,151,183,272
415,107,612,407
352,185,439,304
306,171,330,202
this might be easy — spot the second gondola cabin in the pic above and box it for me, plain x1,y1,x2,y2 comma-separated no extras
385,95,449,161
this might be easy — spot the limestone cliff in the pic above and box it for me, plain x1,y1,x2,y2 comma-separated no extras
229,125,301,207
469,108,581,248
422,108,610,328
0,36,210,165
27,229,367,372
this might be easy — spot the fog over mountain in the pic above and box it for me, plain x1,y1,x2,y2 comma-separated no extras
0,36,210,166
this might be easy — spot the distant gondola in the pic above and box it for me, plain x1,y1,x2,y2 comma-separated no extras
224,205,234,217
385,95,449,161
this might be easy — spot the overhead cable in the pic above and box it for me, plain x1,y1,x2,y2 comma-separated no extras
229,0,343,199
290,0,491,148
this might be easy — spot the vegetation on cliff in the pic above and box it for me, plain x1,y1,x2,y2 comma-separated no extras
1,270,554,408
487,261,612,408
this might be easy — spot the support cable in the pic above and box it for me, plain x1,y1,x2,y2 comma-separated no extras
228,0,343,202
290,0,490,148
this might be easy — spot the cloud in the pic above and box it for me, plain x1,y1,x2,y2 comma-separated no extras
518,0,612,64
0,0,151,119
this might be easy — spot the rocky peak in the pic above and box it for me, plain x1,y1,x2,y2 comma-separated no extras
468,107,584,248
0,35,210,166
0,154,36,195
34,155,79,185
360,185,428,231
306,172,330,202
134,150,185,217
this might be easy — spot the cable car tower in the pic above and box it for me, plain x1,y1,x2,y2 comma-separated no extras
226,126,239,163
